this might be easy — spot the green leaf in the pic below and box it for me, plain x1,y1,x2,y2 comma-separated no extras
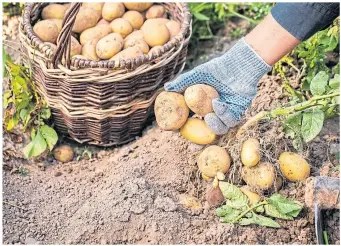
255,204,265,213
23,130,47,159
219,182,248,208
193,12,210,21
40,107,51,119
31,128,36,139
239,214,281,228
20,109,28,122
301,108,324,142
3,91,11,108
39,125,58,151
7,114,18,131
220,209,241,223
268,194,302,217
310,71,329,96
329,74,340,89
12,76,27,95
264,204,293,220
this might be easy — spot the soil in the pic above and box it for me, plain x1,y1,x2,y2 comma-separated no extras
2,13,340,245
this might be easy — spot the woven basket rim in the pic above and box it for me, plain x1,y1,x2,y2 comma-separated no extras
21,2,192,70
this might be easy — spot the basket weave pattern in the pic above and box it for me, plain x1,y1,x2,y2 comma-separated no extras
19,3,192,146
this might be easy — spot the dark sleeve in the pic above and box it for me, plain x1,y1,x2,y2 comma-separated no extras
271,2,340,41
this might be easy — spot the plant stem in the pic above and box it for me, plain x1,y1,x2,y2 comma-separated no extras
232,201,267,223
227,10,259,25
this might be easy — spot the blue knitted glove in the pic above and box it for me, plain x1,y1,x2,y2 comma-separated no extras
164,38,272,135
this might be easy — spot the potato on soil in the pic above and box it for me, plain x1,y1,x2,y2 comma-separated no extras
268,176,284,193
279,152,310,182
72,7,101,33
165,20,181,38
122,11,144,30
124,30,144,41
180,118,216,145
102,2,125,21
242,162,275,190
110,46,143,62
141,19,170,47
154,91,189,131
33,20,59,43
184,84,219,117
96,33,124,59
42,4,67,20
146,5,166,19
50,19,63,33
178,194,202,210
197,145,230,178
54,145,74,163
240,186,261,205
110,18,133,38
123,2,153,12
80,24,111,45
206,185,225,207
70,36,82,57
124,38,149,54
82,39,99,60
97,19,110,26
82,2,104,15
241,138,261,167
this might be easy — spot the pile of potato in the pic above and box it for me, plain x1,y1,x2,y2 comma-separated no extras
33,2,181,62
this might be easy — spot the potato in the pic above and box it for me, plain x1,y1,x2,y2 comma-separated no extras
184,84,219,117
124,38,149,54
146,5,165,19
63,3,71,11
82,39,99,61
97,19,110,25
50,19,63,33
70,36,82,57
33,20,59,43
102,3,125,21
206,185,225,207
154,91,189,130
165,20,181,38
241,138,261,167
80,24,111,45
268,176,284,193
180,118,216,145
240,186,261,205
198,145,230,178
110,18,133,38
124,30,144,41
150,18,170,25
54,145,74,163
72,55,88,59
110,46,143,62
141,19,170,47
82,2,104,15
42,4,67,20
122,11,144,30
72,7,101,33
123,2,153,12
242,162,276,190
279,152,310,182
96,33,124,59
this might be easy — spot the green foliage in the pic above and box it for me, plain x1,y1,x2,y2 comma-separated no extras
3,2,24,17
216,182,302,228
3,57,58,159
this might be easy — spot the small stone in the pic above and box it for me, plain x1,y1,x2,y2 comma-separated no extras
54,171,62,177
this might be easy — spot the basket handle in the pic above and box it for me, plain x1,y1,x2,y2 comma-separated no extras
51,2,82,68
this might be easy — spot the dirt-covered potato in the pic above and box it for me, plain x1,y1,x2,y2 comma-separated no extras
50,19,63,33
279,152,310,182
141,19,170,47
110,18,133,38
154,91,189,131
123,2,153,12
42,4,67,20
96,33,124,59
241,138,261,167
102,3,125,21
82,2,104,16
206,185,225,207
122,11,144,30
80,24,111,45
110,46,143,62
146,5,166,19
124,38,149,54
54,145,74,163
33,20,59,43
165,20,181,38
82,39,99,60
70,36,82,57
240,186,261,205
198,145,230,178
72,7,101,33
184,84,219,117
242,162,275,190
97,19,110,25
180,118,216,145
124,30,144,41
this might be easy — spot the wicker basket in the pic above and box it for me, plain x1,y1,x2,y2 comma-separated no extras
19,2,192,146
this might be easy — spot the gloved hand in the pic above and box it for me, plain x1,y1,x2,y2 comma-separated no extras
164,38,272,135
